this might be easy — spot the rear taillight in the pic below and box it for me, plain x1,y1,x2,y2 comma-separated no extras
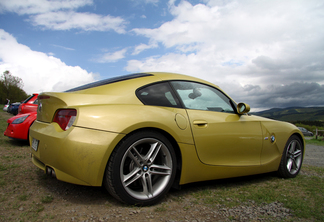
53,109,77,131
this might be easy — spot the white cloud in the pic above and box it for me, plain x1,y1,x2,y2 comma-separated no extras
52,44,75,51
1,0,323,110
0,0,93,15
0,0,127,33
0,29,96,94
132,42,158,55
127,0,324,109
94,48,128,63
30,11,127,33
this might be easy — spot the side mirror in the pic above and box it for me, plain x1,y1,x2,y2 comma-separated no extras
237,103,250,115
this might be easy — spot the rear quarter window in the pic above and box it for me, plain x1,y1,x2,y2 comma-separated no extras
137,82,181,108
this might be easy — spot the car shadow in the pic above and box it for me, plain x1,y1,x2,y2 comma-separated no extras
169,172,277,197
4,138,30,147
34,169,277,207
34,170,122,206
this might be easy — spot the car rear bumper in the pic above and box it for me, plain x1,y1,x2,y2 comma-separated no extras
29,120,125,186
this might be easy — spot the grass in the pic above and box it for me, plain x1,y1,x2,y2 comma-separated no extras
154,203,168,212
306,136,324,146
0,109,323,221
186,166,324,221
41,195,54,203
18,194,29,201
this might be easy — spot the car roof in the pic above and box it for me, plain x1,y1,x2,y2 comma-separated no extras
65,72,219,93
66,73,153,92
38,72,237,113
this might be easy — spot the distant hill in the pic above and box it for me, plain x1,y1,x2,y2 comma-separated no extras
251,107,324,122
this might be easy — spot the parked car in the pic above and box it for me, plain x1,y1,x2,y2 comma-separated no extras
18,93,38,114
7,102,21,115
3,104,9,112
298,127,314,137
3,99,10,111
4,112,37,141
29,72,305,206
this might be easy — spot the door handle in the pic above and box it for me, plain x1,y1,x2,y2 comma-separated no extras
193,120,208,127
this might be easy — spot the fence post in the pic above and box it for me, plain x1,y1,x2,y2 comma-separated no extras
316,128,318,139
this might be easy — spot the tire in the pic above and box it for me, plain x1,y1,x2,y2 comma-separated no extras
104,130,177,206
277,135,303,178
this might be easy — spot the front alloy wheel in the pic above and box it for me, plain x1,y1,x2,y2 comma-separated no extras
278,135,303,178
104,131,177,205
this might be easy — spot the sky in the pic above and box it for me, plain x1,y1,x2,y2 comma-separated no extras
0,0,323,111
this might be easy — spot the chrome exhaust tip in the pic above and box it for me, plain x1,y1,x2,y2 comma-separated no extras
46,167,56,178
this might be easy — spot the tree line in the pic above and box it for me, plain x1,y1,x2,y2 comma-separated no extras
0,71,28,104
292,120,324,127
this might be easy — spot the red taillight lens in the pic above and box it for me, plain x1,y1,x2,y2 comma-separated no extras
53,109,77,131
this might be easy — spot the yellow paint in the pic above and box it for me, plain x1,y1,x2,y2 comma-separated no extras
30,72,304,187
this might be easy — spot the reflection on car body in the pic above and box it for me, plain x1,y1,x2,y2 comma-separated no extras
29,72,305,206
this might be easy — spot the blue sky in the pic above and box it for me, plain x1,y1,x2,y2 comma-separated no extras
0,0,324,111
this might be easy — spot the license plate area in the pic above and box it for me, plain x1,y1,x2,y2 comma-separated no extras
32,138,39,151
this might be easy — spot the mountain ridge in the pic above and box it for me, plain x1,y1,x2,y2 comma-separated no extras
251,107,324,122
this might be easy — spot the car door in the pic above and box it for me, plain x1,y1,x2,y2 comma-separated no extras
171,81,263,166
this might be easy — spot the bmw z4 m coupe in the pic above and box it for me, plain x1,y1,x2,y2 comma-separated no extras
29,72,304,205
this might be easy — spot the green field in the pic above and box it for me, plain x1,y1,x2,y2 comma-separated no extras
0,106,323,221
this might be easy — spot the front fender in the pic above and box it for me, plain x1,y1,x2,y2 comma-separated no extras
260,120,305,166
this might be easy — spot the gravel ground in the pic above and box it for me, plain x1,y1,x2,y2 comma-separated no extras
303,143,324,167
216,142,324,222
213,143,324,222
50,142,323,222
43,144,324,222
0,135,322,222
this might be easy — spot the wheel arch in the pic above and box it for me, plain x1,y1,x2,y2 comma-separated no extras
103,127,182,188
292,132,305,155
277,132,304,178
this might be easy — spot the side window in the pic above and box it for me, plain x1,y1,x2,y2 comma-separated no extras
137,82,180,108
171,81,235,113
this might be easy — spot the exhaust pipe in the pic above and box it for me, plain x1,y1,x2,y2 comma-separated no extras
46,167,56,178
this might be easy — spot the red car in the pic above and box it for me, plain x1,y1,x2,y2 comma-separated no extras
18,93,38,114
4,112,37,141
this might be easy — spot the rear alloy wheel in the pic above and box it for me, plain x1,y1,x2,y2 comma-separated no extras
278,135,303,178
104,131,177,205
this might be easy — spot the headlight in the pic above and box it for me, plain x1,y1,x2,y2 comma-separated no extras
12,115,29,124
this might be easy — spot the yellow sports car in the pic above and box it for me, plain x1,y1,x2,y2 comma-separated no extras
29,72,304,205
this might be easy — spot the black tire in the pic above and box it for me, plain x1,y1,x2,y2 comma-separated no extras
277,135,303,178
104,130,177,206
